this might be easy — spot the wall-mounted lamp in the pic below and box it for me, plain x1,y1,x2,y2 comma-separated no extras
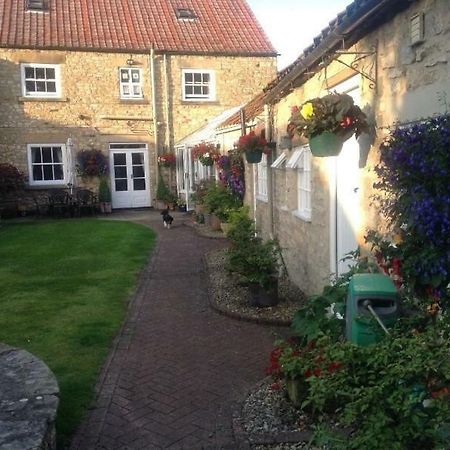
126,55,135,66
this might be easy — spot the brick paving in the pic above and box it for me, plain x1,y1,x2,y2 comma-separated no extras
70,210,280,450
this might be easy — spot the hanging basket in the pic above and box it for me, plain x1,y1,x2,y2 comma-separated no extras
245,149,263,164
309,131,344,157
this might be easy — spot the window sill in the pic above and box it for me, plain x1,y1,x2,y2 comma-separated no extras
118,98,149,104
279,205,289,212
256,195,268,203
181,100,219,105
27,183,68,190
292,210,311,222
18,96,68,103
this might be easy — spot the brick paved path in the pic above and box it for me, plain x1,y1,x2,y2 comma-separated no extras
70,211,279,449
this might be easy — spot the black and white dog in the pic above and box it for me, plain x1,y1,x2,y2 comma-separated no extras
161,208,174,229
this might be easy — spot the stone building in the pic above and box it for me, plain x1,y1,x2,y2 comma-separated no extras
215,0,450,295
0,0,277,209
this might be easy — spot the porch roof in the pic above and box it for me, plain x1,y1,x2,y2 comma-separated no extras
176,106,241,147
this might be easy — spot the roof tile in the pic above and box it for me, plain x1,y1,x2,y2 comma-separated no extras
0,0,276,55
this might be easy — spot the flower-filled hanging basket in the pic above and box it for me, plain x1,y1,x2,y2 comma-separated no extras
244,148,263,164
192,142,220,166
236,131,269,164
287,93,371,158
309,131,344,157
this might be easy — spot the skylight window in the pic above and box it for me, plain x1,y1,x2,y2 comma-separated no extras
26,0,48,11
176,8,197,20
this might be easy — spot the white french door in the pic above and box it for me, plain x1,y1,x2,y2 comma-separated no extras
175,145,195,210
109,143,151,209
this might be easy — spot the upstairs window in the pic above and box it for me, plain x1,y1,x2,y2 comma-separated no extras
182,69,215,102
21,63,61,98
119,68,143,99
27,144,66,186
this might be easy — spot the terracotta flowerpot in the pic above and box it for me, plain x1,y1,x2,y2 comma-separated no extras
220,222,231,235
245,149,263,164
309,131,344,157
209,213,222,231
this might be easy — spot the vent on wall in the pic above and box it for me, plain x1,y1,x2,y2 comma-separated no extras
410,13,424,45
176,8,197,20
26,0,48,11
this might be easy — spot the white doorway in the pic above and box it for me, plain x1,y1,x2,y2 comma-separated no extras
109,143,151,209
329,77,362,276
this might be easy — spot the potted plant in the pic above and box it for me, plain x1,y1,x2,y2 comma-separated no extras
191,142,220,166
226,207,280,307
203,183,242,231
236,131,269,164
98,177,112,213
157,153,176,168
287,92,370,157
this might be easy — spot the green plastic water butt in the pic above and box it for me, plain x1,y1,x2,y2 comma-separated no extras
346,273,399,346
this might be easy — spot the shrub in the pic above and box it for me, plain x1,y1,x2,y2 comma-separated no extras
98,178,111,202
0,164,25,195
156,175,177,204
371,114,450,302
226,207,279,289
202,182,241,219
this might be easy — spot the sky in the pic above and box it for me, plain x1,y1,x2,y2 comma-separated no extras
247,0,352,69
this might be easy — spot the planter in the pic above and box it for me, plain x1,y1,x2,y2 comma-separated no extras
195,203,205,215
248,278,279,307
209,213,222,231
309,131,344,157
285,377,307,407
220,222,231,235
99,202,112,214
245,149,263,164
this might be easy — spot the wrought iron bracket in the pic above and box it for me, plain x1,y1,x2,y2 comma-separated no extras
333,46,377,89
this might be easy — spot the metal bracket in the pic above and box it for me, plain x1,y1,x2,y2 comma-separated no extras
334,46,377,89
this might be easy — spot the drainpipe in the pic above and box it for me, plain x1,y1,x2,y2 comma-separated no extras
264,103,274,239
150,46,159,205
162,53,174,193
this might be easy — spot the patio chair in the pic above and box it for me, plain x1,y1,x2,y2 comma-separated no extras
48,189,69,217
74,189,97,216
32,193,49,217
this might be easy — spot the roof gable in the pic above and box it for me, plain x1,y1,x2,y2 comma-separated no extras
0,0,277,56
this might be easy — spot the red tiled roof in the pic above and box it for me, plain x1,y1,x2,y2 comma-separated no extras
0,0,277,55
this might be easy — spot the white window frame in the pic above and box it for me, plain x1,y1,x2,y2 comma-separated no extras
182,69,216,101
27,143,67,186
289,146,312,221
21,63,61,98
119,67,143,99
256,154,268,202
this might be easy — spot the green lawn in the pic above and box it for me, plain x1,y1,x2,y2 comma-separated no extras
0,219,156,448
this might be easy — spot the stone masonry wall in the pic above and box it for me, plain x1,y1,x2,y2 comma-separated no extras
0,48,275,206
253,0,450,295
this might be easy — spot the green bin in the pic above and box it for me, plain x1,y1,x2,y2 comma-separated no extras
346,273,399,346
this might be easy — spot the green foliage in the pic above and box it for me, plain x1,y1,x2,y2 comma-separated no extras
202,182,241,219
0,220,155,446
225,206,279,289
291,250,379,344
305,325,450,449
0,163,25,195
98,177,111,202
156,174,177,204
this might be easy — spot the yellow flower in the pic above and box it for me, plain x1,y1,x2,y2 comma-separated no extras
300,102,314,119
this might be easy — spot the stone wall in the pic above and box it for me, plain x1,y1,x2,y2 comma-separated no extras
245,0,450,295
0,343,59,450
0,48,276,206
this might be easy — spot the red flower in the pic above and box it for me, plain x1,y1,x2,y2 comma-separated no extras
270,382,281,391
304,369,312,378
340,116,354,128
327,361,343,373
313,368,322,377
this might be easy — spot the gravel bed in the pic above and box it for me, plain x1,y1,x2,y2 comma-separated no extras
205,249,306,326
